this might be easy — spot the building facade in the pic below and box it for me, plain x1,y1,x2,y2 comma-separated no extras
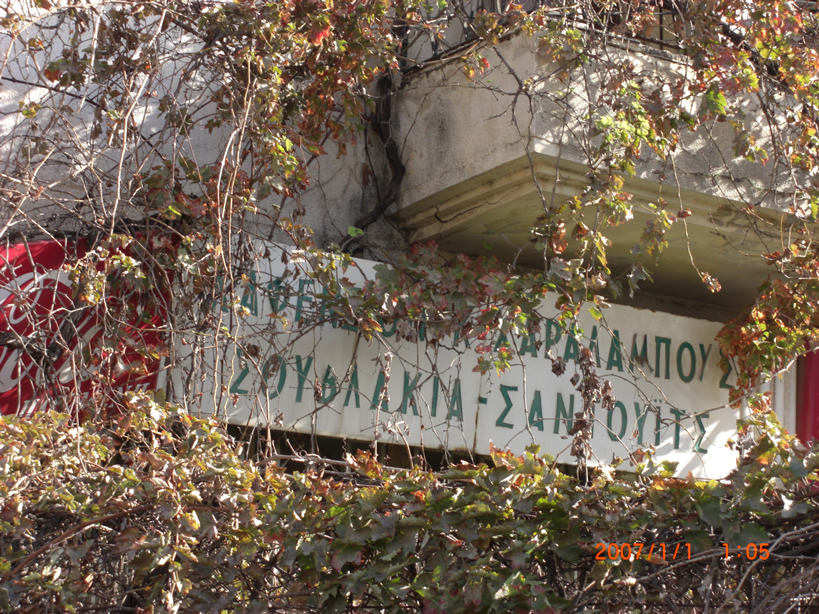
0,1,816,474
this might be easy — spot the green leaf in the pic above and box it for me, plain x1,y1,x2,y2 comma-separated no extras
696,497,723,527
724,523,768,548
755,40,780,61
555,528,582,562
347,226,364,238
589,305,603,321
19,102,40,118
701,86,728,118
789,457,808,479
686,529,713,553
330,543,363,571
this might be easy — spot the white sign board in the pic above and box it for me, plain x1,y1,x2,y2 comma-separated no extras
173,245,740,478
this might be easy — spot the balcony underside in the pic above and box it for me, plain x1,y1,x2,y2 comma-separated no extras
394,153,785,321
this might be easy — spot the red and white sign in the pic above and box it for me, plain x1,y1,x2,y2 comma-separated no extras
0,239,164,417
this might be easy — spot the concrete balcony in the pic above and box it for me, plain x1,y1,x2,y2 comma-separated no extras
392,34,793,320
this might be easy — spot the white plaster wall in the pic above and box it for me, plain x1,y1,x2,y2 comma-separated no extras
394,31,794,214
772,367,799,436
0,2,405,256
2,4,796,249
395,35,540,211
0,4,239,235
286,133,403,253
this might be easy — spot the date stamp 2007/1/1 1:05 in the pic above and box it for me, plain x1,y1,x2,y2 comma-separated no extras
595,543,771,561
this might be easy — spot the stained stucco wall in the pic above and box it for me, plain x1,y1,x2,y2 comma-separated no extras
394,32,794,214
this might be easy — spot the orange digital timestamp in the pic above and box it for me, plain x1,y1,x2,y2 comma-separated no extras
595,542,692,561
722,543,770,560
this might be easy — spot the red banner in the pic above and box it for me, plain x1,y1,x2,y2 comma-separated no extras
798,352,819,443
0,239,164,417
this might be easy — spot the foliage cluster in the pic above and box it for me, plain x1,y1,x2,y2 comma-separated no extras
3,400,819,613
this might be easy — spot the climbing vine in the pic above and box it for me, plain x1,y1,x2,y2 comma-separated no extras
3,400,819,613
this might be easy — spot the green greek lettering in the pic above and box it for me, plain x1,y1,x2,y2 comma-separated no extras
606,331,624,372
294,355,313,403
655,336,671,380
677,342,696,383
343,364,361,408
496,385,517,428
554,393,574,434
447,380,463,421
607,401,627,441
529,390,544,432
670,408,685,449
399,372,421,415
